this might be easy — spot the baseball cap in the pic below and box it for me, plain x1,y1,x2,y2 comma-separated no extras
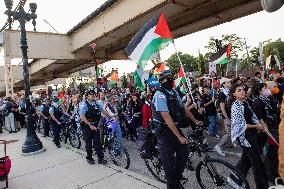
220,78,231,85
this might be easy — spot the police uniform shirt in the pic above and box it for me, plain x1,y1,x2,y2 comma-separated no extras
49,105,63,114
40,104,48,113
79,100,104,116
152,89,183,112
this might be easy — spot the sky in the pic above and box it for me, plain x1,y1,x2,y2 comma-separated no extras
1,0,284,77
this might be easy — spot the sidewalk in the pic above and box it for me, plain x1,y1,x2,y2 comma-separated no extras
0,130,164,189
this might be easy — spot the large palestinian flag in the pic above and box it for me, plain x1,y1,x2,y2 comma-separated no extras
125,13,173,90
209,44,232,65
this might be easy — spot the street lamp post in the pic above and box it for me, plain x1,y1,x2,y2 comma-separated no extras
4,0,44,154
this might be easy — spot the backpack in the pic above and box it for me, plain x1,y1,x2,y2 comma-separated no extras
3,103,12,116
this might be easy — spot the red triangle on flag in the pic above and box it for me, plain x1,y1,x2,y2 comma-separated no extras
227,43,232,58
154,13,173,40
178,66,185,77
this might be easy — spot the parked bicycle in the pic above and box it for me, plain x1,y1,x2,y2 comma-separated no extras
144,129,250,189
36,116,53,137
60,116,81,149
102,119,130,169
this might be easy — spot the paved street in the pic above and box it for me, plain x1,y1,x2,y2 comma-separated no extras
0,128,257,189
0,130,164,189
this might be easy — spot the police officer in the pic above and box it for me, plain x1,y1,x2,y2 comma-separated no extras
39,98,51,137
49,97,70,148
152,70,189,189
80,89,111,165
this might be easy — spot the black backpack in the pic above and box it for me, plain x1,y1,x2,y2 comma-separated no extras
3,102,12,116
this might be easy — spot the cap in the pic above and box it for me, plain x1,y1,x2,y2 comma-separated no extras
220,78,231,85
158,70,173,82
85,89,96,96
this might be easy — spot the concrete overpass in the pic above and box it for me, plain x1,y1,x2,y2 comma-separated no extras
1,0,263,96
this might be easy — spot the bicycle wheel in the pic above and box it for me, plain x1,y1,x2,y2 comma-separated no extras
144,153,166,183
108,139,130,169
69,128,81,149
196,158,250,189
36,120,43,134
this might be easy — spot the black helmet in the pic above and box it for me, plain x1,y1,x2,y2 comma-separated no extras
85,89,96,96
158,70,173,82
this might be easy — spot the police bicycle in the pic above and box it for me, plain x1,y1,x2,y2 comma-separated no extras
59,116,81,149
102,119,130,169
144,128,250,189
36,116,53,137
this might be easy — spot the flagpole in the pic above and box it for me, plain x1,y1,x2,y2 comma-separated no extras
173,42,195,104
226,61,228,77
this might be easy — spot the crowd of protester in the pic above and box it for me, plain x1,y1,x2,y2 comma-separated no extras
0,70,284,189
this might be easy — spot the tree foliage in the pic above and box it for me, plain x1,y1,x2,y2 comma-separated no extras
197,52,206,75
263,39,284,63
120,74,128,89
166,52,198,74
205,34,245,59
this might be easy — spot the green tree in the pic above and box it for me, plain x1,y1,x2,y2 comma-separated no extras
120,74,128,89
205,34,245,59
197,52,206,75
263,39,284,64
241,47,260,68
166,52,198,74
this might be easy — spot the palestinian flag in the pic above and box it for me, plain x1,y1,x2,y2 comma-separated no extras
175,66,187,94
125,13,173,90
209,43,231,65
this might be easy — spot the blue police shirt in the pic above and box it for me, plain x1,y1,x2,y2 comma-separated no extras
49,105,63,114
79,100,104,115
40,104,46,112
152,89,183,112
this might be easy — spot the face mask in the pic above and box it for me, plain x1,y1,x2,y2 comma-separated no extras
162,78,174,89
262,88,271,98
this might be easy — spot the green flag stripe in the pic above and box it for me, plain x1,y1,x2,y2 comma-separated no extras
217,57,229,65
137,38,173,69
134,70,144,90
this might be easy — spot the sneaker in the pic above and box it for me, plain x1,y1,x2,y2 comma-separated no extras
214,145,226,157
227,173,245,189
98,158,107,165
87,158,95,165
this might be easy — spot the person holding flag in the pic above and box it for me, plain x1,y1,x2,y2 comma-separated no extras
125,13,196,188
151,70,189,189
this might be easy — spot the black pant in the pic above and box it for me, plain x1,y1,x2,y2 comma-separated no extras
82,125,104,160
158,128,188,188
51,122,61,146
42,118,50,137
236,133,268,189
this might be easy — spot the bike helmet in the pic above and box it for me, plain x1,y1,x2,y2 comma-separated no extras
158,70,173,82
84,89,96,96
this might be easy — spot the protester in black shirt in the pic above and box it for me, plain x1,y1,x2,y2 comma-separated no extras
214,77,232,157
251,82,280,182
202,85,218,138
